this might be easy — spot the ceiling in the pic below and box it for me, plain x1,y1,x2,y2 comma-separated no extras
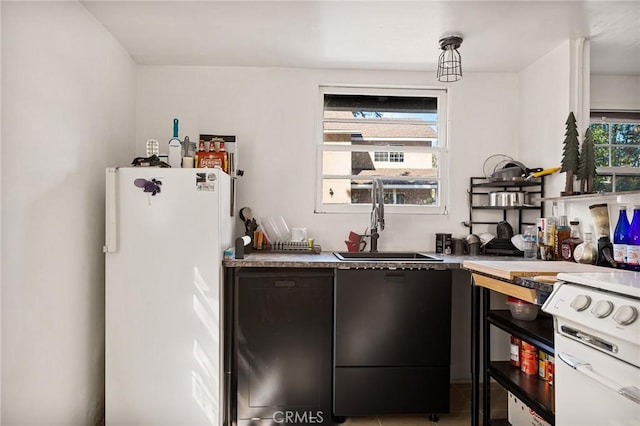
82,1,640,75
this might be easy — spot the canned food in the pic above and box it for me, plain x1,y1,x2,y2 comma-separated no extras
538,350,547,380
546,355,554,385
510,336,521,367
520,342,538,375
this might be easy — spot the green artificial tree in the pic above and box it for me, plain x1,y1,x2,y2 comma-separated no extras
560,112,580,195
577,127,597,193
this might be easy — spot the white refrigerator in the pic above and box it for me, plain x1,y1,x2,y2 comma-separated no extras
104,167,233,426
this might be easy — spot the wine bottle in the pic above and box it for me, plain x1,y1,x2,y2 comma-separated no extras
613,206,631,268
627,206,640,271
168,118,182,168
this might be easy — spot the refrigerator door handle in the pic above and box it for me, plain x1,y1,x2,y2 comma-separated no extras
104,168,118,253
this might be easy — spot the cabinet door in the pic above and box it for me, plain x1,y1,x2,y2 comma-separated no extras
236,270,333,423
335,269,452,366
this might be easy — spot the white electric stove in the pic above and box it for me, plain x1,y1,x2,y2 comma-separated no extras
542,271,640,425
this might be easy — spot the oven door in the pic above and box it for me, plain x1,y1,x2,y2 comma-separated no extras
555,334,640,425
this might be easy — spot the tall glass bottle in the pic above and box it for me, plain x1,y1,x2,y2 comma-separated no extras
555,215,570,260
627,206,640,271
561,220,583,262
613,206,631,268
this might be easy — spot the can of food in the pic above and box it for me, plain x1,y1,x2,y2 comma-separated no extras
510,336,521,367
538,350,548,380
546,355,555,385
520,342,538,375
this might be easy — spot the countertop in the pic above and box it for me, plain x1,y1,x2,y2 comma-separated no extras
462,259,608,281
223,251,574,271
223,251,464,269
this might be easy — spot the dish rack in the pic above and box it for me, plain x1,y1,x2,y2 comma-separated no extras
261,241,322,254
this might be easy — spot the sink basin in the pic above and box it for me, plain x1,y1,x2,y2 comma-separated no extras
333,252,443,261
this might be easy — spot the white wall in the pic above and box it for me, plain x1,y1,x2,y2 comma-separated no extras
1,2,136,424
518,41,573,205
591,74,640,110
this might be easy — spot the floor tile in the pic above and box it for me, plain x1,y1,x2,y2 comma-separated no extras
340,382,510,425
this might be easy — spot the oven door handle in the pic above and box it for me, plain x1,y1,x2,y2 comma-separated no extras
558,352,640,405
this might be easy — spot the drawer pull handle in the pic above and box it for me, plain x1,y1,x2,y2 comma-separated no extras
384,273,405,282
275,280,296,287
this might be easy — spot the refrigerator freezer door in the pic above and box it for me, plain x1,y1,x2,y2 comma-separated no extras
106,168,231,426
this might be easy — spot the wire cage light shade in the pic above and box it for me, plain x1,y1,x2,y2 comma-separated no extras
437,35,463,82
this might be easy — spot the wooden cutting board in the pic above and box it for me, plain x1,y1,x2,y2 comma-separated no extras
462,260,608,281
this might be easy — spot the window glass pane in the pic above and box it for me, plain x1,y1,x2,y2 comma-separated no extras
612,123,640,145
321,178,439,205
612,146,640,167
594,146,610,167
615,175,640,191
590,123,609,144
323,119,438,147
324,94,437,115
594,175,612,192
322,150,438,177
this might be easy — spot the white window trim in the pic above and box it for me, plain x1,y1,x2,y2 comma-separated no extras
315,85,449,215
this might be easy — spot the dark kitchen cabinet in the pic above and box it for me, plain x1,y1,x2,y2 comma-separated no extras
234,268,334,425
334,269,452,417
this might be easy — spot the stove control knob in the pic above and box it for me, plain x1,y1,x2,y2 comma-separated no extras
613,305,638,326
570,294,592,312
591,300,614,318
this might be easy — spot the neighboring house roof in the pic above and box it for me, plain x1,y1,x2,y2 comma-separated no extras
355,168,439,181
324,110,437,139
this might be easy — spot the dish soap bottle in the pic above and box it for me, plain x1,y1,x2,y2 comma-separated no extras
168,118,182,168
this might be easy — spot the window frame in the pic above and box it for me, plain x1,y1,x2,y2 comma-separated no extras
590,111,640,192
315,85,449,215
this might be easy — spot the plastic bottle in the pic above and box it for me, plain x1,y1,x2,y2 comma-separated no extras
168,118,182,168
613,206,631,268
627,206,640,271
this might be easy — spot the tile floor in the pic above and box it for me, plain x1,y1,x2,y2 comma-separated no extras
344,383,507,426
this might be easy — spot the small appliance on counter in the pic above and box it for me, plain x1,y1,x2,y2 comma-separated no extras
589,203,617,267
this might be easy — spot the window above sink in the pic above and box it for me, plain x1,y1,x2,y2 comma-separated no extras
316,86,449,215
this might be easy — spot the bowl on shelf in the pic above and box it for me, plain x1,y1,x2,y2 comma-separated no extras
507,296,539,321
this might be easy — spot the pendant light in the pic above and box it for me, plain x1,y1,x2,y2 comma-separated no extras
437,35,463,82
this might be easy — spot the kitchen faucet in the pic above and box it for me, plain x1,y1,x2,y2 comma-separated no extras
369,178,385,252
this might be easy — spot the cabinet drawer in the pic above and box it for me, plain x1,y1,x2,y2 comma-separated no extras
334,366,450,416
335,269,451,366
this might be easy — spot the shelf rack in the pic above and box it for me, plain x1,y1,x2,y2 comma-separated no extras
468,177,545,236
478,290,556,426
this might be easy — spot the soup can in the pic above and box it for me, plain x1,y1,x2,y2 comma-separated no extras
510,336,521,367
538,350,548,380
520,342,538,375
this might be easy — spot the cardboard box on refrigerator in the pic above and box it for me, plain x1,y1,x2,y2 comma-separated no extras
508,392,551,426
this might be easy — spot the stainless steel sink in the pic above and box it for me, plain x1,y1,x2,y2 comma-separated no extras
333,252,443,261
